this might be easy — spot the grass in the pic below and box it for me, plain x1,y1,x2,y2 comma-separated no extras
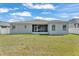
0,34,79,56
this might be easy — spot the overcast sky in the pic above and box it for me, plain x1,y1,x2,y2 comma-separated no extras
0,3,79,22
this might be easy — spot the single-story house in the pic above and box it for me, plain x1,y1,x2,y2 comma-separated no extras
0,18,79,34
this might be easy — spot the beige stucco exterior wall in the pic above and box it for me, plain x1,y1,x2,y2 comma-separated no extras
10,23,32,34
48,22,69,35
10,21,69,34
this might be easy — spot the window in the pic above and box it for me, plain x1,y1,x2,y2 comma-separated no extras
74,24,76,28
63,25,66,31
78,24,79,28
12,25,15,29
52,25,55,31
25,25,27,28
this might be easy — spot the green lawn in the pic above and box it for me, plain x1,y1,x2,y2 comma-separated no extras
0,34,79,56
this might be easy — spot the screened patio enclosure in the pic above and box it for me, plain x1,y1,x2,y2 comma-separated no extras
32,24,48,32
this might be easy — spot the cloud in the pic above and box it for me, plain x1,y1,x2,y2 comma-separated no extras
34,16,44,19
41,11,52,14
53,13,68,19
0,8,9,13
64,13,79,17
23,3,55,10
11,11,32,16
0,8,19,13
57,4,79,12
57,13,69,18
8,19,25,22
9,8,19,10
55,12,79,18
8,19,20,22
73,16,79,18
34,16,59,20
8,15,26,22
54,12,79,20
45,18,59,20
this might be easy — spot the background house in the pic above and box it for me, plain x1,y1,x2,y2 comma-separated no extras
69,18,79,34
0,21,10,34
